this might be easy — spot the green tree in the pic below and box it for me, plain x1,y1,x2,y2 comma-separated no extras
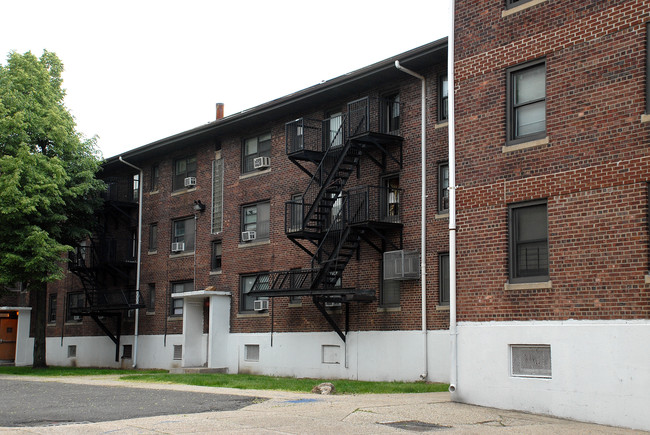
0,50,104,368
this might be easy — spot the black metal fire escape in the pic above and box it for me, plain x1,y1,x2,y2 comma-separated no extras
67,179,145,361
252,97,404,341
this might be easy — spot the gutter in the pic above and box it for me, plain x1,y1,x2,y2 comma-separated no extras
394,60,428,381
118,156,143,368
448,0,458,394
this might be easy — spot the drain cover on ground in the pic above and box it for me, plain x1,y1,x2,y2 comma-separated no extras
380,420,450,432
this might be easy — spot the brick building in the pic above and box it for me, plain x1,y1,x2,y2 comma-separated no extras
42,40,453,382
452,0,649,430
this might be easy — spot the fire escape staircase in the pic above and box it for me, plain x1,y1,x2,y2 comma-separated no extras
251,97,403,342
68,238,144,361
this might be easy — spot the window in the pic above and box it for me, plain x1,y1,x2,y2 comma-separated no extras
150,164,159,191
382,175,400,223
211,158,224,233
129,229,137,261
147,283,155,313
507,60,546,144
171,281,193,316
509,200,549,282
289,193,303,232
241,202,270,241
240,274,269,312
439,75,448,122
132,174,140,201
289,268,302,305
67,345,77,358
382,94,400,134
506,0,534,9
66,292,84,322
48,294,57,323
438,163,449,213
172,155,197,191
211,241,222,272
242,132,271,173
325,112,343,148
172,217,195,252
439,253,450,305
511,345,552,378
122,344,132,359
244,344,260,361
149,223,157,251
173,344,182,360
380,265,400,307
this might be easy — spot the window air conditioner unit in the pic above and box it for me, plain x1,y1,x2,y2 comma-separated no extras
171,242,185,252
253,156,271,170
73,315,81,321
241,231,256,242
253,299,269,311
383,250,420,280
184,176,196,187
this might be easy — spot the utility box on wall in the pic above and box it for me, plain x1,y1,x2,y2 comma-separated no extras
383,250,420,280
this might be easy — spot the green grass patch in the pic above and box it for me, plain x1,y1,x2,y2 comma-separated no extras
119,372,450,394
0,366,166,377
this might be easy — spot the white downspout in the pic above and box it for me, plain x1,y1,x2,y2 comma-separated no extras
118,156,143,368
394,60,428,381
448,0,458,394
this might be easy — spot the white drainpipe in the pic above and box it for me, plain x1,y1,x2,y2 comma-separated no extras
394,60,428,381
118,156,143,368
448,0,458,394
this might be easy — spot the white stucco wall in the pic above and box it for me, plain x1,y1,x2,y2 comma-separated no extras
452,320,650,431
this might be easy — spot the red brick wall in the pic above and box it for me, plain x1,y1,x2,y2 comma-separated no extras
454,0,650,322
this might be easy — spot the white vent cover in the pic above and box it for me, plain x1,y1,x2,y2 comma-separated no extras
383,250,420,280
511,345,552,378
173,344,183,360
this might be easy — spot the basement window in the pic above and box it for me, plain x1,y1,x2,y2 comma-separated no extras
244,344,260,362
510,344,551,378
122,344,132,359
173,345,183,360
67,345,77,358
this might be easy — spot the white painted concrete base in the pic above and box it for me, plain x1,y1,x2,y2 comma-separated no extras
452,320,650,431
42,329,450,382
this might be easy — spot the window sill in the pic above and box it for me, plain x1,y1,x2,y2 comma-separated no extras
148,250,157,255
436,304,450,311
288,302,302,308
641,114,650,123
148,190,159,195
64,322,83,326
146,311,155,316
377,306,401,312
209,270,222,275
169,251,195,259
502,136,549,153
237,312,270,318
238,239,270,248
171,187,196,197
502,0,548,17
239,168,271,180
435,212,449,220
167,316,182,321
434,121,448,130
47,322,56,326
644,274,650,284
504,280,552,291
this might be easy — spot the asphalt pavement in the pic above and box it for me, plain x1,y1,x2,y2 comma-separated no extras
0,375,646,434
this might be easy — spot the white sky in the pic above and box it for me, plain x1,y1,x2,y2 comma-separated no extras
1,0,449,158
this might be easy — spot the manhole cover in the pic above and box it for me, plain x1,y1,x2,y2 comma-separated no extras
380,420,451,432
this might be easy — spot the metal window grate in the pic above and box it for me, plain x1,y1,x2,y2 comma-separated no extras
244,344,259,362
173,345,182,360
511,345,551,378
67,345,77,358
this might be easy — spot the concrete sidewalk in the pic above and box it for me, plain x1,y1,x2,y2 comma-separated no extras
0,375,646,434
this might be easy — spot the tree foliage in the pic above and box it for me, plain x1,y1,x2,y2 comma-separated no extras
0,50,104,366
